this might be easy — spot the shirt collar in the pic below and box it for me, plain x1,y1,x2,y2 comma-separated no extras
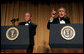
26,21,31,24
28,21,31,23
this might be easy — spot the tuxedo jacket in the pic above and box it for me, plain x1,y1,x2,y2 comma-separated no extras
19,21,37,45
47,17,71,29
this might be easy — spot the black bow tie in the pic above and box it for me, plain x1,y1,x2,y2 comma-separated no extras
60,18,65,21
26,21,30,24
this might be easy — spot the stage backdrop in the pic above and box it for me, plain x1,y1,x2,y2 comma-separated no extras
1,0,83,53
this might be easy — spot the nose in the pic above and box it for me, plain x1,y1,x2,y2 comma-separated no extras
60,12,62,14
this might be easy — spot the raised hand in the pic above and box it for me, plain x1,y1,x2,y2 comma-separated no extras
51,8,56,18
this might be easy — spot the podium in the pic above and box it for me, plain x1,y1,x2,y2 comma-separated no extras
1,26,31,49
49,24,83,49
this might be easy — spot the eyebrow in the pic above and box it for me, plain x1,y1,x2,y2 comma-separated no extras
59,10,65,11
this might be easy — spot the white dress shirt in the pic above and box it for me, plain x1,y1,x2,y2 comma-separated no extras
50,17,54,22
59,18,65,24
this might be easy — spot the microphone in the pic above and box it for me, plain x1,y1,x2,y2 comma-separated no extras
11,18,19,23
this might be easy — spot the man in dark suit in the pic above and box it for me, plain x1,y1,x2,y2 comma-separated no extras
19,12,37,53
47,7,70,29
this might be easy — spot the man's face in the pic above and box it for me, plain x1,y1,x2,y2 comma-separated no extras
58,8,66,17
25,13,31,22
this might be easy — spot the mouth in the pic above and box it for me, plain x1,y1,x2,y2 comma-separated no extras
59,14,64,17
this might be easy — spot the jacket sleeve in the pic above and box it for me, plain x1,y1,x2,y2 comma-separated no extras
66,18,71,24
47,20,53,30
18,22,22,25
18,22,24,25
30,24,37,36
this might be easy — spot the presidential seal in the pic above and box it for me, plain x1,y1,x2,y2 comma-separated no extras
61,26,76,40
6,27,19,40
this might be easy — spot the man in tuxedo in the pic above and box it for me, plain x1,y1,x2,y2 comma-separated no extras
19,12,37,53
47,7,70,29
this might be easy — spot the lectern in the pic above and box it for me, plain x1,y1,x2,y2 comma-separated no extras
49,24,83,48
1,26,31,49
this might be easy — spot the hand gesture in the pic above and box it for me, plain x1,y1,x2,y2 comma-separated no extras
51,8,56,18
